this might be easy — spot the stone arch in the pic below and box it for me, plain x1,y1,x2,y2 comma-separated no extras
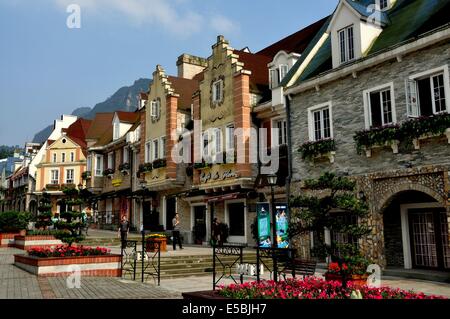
378,182,445,213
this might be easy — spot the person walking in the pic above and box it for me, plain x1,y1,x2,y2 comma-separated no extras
211,218,221,246
118,215,130,249
172,213,183,250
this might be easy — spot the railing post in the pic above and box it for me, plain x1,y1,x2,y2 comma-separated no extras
141,231,145,283
273,248,278,283
239,246,244,284
157,241,161,286
256,246,260,282
213,243,216,290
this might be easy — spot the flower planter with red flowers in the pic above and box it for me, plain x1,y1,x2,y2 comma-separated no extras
14,246,122,277
0,233,21,248
13,235,63,251
324,273,369,289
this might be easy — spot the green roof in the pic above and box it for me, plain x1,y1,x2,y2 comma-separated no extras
284,0,450,87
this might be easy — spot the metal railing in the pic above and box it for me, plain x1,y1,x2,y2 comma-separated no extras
212,243,247,290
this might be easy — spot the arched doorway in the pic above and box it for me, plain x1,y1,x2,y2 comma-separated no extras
29,200,37,216
382,190,449,270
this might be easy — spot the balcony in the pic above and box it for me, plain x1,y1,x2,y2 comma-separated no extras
45,184,61,191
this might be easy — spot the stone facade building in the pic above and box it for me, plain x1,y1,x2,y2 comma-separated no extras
283,0,450,270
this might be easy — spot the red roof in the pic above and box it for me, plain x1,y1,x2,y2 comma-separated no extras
168,76,199,110
233,50,272,87
85,113,115,140
256,16,329,57
116,111,139,123
66,118,92,149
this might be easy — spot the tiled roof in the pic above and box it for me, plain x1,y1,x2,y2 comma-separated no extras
286,0,450,86
116,111,139,123
233,50,272,87
167,76,199,110
66,118,92,149
85,113,114,140
256,16,330,57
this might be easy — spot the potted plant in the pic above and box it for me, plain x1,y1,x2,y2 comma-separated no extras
145,233,167,252
152,158,167,169
324,255,371,288
119,163,130,174
102,168,115,178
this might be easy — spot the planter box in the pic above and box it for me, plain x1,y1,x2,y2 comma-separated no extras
0,233,20,248
324,273,369,289
412,128,450,150
145,238,167,252
14,254,122,277
13,235,63,251
182,290,228,300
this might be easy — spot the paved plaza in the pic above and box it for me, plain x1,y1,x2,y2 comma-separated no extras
1,246,450,299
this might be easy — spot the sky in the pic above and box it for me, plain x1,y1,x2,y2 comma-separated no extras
0,0,337,146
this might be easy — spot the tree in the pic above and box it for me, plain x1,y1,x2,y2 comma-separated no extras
53,187,85,246
289,173,371,285
35,192,53,230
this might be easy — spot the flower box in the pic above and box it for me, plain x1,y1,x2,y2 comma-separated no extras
145,237,167,252
299,139,336,163
14,254,122,277
354,125,401,157
363,140,400,158
13,235,63,251
0,233,20,248
411,128,450,150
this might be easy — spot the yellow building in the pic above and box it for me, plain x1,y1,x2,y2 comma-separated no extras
35,118,91,215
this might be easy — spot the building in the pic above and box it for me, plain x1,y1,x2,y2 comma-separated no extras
34,118,92,215
283,0,450,270
85,112,140,230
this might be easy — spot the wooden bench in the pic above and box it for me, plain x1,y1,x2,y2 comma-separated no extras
280,259,317,280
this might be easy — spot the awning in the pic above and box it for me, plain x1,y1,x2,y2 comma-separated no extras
206,192,240,203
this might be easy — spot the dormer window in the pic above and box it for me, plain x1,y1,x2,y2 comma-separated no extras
377,0,392,11
113,122,120,140
150,99,161,122
339,25,355,64
270,64,289,89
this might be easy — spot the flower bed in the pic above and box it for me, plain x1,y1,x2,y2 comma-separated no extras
218,277,446,299
0,233,20,248
14,246,121,277
13,235,63,251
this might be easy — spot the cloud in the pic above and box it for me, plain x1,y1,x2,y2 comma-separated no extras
51,0,235,38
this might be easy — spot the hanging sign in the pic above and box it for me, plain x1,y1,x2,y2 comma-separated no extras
257,203,271,247
275,204,289,249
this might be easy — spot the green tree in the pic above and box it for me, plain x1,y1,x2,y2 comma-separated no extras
35,192,53,230
53,187,84,246
289,173,371,284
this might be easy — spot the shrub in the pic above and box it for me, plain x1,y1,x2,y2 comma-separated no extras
298,139,336,160
0,211,32,232
353,124,401,155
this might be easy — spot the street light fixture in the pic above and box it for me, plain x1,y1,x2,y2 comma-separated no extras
266,174,277,248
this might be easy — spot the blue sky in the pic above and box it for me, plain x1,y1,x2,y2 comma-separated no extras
0,0,336,146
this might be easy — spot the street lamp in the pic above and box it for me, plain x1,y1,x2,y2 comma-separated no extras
139,181,148,234
266,174,277,248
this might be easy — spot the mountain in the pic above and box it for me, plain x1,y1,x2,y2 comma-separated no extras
32,78,151,144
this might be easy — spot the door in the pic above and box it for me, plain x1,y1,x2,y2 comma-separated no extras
227,202,246,243
165,197,176,230
193,206,206,244
143,201,159,231
409,209,449,270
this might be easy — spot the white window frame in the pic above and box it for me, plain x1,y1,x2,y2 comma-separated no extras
152,139,159,161
224,199,247,244
61,153,65,163
212,80,223,103
407,65,450,117
269,65,289,89
159,136,166,159
226,124,235,151
363,82,397,129
307,102,334,142
50,169,59,185
70,152,75,162
272,118,288,146
107,152,114,169
377,0,389,10
145,141,151,163
150,100,160,119
338,25,355,64
123,147,129,164
65,169,74,184
87,155,92,171
95,155,103,176
113,122,120,140
52,153,57,163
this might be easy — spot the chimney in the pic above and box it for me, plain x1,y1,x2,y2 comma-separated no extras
176,54,207,79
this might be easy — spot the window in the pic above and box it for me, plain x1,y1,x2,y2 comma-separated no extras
160,137,166,159
145,142,151,163
113,122,120,140
378,0,389,10
308,103,333,141
66,169,74,184
364,83,396,128
52,153,57,163
95,155,103,176
152,139,159,160
70,152,75,162
274,119,287,146
226,125,235,151
270,65,289,89
107,152,114,169
212,80,223,103
407,66,449,117
339,25,354,64
50,170,59,185
151,100,160,119
214,129,222,155
87,155,92,171
123,147,129,164
61,153,65,163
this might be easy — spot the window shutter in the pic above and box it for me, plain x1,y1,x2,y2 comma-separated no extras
406,79,419,117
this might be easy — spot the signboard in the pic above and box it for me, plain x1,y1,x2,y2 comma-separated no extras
275,204,289,248
257,203,271,247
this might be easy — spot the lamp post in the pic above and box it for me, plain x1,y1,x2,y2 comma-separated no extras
266,174,278,248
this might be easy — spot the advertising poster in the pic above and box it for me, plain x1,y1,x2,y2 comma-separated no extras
256,203,271,247
275,204,289,248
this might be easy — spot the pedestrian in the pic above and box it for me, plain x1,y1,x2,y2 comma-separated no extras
118,215,130,249
211,218,221,246
172,213,183,250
